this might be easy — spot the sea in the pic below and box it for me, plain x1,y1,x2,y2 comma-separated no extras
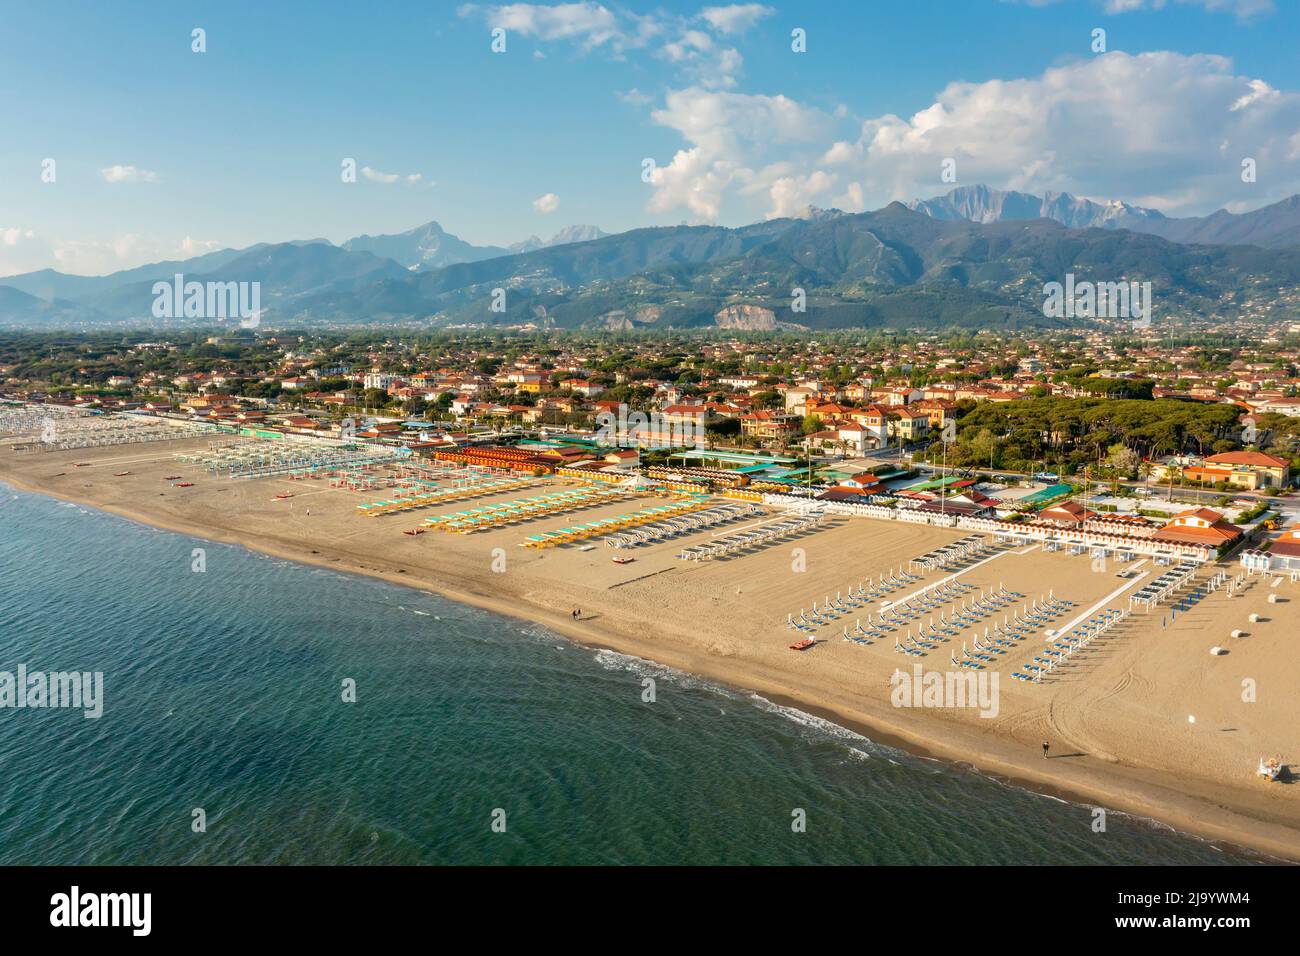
0,487,1262,865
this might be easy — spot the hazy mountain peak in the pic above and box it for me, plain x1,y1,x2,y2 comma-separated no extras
341,220,505,271
908,184,1299,248
508,224,609,254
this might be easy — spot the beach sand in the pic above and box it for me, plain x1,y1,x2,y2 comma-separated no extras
4,435,1298,861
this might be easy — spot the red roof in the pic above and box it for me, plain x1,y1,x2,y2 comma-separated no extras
1206,451,1287,468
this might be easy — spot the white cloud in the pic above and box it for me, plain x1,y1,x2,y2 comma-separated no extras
1005,0,1275,15
699,4,774,34
1102,0,1275,17
617,87,653,105
833,182,867,213
646,86,834,221
1230,78,1279,111
2,227,35,248
533,192,561,213
361,166,431,186
662,29,713,61
465,4,748,87
100,165,158,184
646,146,742,221
179,236,222,257
652,87,830,163
469,2,629,51
764,170,838,219
0,229,222,277
776,51,1300,217
657,25,746,90
663,42,744,90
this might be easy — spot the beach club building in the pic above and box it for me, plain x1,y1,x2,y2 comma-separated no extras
1267,528,1300,570
1179,451,1290,491
1244,526,1300,573
1206,450,1290,489
1151,508,1243,551
1037,499,1098,529
1241,525,1300,573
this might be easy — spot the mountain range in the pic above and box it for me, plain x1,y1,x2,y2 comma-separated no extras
340,222,608,271
2,187,1298,330
908,185,1300,249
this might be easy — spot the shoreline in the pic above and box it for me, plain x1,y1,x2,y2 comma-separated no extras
3,469,1295,864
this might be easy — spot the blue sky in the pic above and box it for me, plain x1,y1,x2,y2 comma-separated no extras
1,0,1297,275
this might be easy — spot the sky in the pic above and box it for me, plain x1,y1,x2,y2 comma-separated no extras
1,0,1298,276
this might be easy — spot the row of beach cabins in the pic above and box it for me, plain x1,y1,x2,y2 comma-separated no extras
1,406,214,450
519,495,718,548
765,494,1219,566
418,485,637,536
357,475,538,516
176,436,410,480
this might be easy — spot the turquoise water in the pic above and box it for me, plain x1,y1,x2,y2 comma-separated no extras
0,487,1257,865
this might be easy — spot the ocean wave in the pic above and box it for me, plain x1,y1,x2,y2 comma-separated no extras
744,693,889,756
591,648,739,699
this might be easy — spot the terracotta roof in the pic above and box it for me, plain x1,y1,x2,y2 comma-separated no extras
1206,451,1287,468
1152,524,1240,544
1040,500,1096,522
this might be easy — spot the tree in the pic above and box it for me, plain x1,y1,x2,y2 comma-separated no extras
967,428,998,469
1106,443,1140,478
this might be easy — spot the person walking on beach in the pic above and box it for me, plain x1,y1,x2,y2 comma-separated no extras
1042,740,1050,759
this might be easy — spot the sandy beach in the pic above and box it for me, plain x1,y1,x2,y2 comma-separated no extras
4,435,1298,862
